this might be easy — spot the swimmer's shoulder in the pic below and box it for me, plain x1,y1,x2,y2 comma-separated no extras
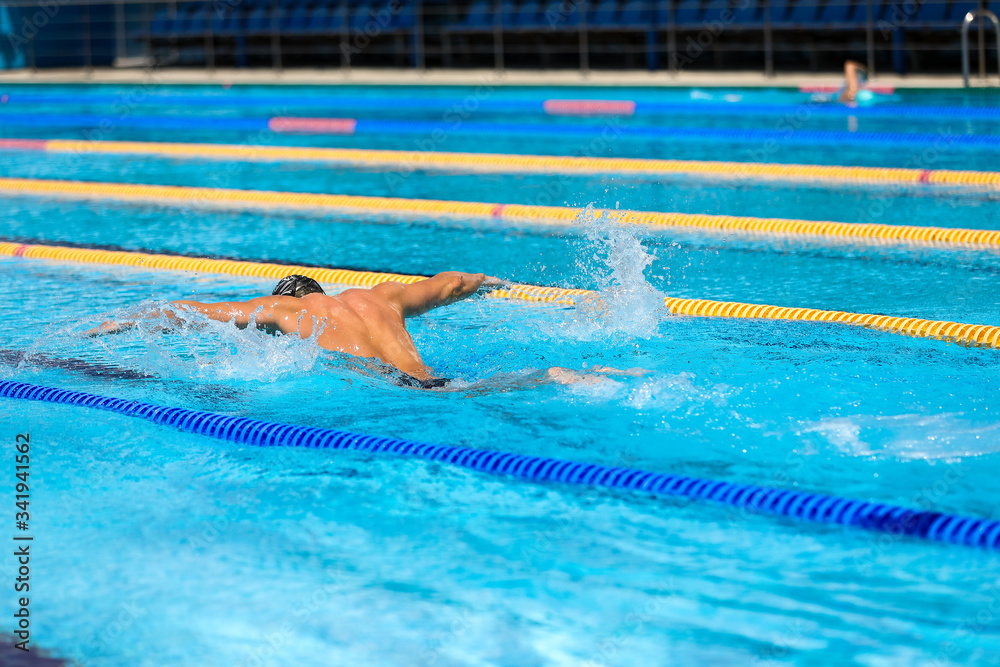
313,289,404,324
338,283,409,317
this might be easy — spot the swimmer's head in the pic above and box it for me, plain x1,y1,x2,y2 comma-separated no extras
272,275,326,298
855,89,876,105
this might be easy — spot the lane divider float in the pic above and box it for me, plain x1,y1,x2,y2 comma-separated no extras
542,99,637,116
2,138,998,189
0,240,587,305
266,117,357,134
4,380,999,550
0,176,998,248
3,240,1000,349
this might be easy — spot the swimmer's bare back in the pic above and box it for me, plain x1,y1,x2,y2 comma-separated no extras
90,272,492,381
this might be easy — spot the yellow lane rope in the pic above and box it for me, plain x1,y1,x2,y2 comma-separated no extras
0,241,587,306
26,138,1000,189
1,176,999,248
3,241,998,348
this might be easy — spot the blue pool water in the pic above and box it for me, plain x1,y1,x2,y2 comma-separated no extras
2,83,1000,168
1,83,999,666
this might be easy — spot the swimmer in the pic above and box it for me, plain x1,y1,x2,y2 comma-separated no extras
838,59,871,104
89,272,649,389
89,272,497,389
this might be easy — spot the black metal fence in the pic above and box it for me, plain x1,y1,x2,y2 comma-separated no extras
0,0,997,75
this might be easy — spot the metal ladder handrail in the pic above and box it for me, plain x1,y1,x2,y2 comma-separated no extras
962,9,1000,87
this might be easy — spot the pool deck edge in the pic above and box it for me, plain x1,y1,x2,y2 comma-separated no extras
0,67,994,88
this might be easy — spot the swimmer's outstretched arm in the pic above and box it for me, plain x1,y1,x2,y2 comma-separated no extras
840,60,868,103
87,297,301,335
166,297,303,330
374,271,498,317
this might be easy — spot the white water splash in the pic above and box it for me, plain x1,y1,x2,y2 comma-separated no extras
566,205,668,340
627,372,733,412
797,413,1000,460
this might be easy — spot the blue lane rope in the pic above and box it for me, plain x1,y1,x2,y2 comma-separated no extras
352,120,1000,149
1,113,999,149
0,114,268,132
5,93,1000,120
3,379,999,551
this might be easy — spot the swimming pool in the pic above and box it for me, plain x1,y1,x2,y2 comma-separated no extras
1,82,999,665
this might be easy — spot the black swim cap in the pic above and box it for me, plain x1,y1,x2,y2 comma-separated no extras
272,275,326,298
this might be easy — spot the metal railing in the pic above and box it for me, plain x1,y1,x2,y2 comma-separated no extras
962,8,1000,85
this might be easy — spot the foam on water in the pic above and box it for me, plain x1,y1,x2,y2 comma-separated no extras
798,412,1000,460
626,372,735,413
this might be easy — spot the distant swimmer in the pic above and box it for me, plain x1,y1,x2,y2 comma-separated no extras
839,59,873,105
89,272,497,389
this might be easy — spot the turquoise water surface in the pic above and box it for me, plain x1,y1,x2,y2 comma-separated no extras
0,83,998,666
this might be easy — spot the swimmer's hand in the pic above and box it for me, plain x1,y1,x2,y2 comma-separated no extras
85,320,135,337
546,366,651,385
476,276,511,294
590,365,650,377
85,305,190,336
